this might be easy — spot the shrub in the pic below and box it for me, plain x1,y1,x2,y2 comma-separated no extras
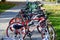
0,2,15,13
0,2,15,10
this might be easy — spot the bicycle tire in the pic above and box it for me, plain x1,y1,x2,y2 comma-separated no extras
47,24,56,40
37,22,56,40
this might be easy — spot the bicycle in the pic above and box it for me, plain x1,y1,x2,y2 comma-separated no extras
6,12,56,40
18,9,56,40
23,10,56,40
20,13,50,40
37,7,56,40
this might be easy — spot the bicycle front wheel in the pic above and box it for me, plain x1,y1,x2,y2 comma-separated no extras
47,24,56,40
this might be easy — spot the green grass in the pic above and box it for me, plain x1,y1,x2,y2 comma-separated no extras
0,2,15,13
0,9,4,13
49,14,60,40
44,4,60,40
45,0,56,2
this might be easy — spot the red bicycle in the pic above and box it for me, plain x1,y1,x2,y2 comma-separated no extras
6,11,55,40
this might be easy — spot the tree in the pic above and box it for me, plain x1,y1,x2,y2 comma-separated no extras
1,0,6,2
58,0,60,3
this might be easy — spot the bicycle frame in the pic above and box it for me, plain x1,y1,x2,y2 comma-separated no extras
6,13,45,40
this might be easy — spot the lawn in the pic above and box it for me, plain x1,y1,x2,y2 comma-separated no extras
0,2,15,13
0,9,4,13
43,4,60,40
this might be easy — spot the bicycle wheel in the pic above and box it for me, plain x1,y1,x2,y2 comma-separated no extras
6,26,25,40
23,26,43,40
47,24,56,40
37,26,50,40
37,23,56,40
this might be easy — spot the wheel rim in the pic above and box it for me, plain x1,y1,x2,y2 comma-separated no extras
48,24,55,40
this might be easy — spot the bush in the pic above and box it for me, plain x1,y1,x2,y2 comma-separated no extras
44,5,60,14
0,2,15,13
0,2,15,10
58,0,60,3
1,0,6,2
